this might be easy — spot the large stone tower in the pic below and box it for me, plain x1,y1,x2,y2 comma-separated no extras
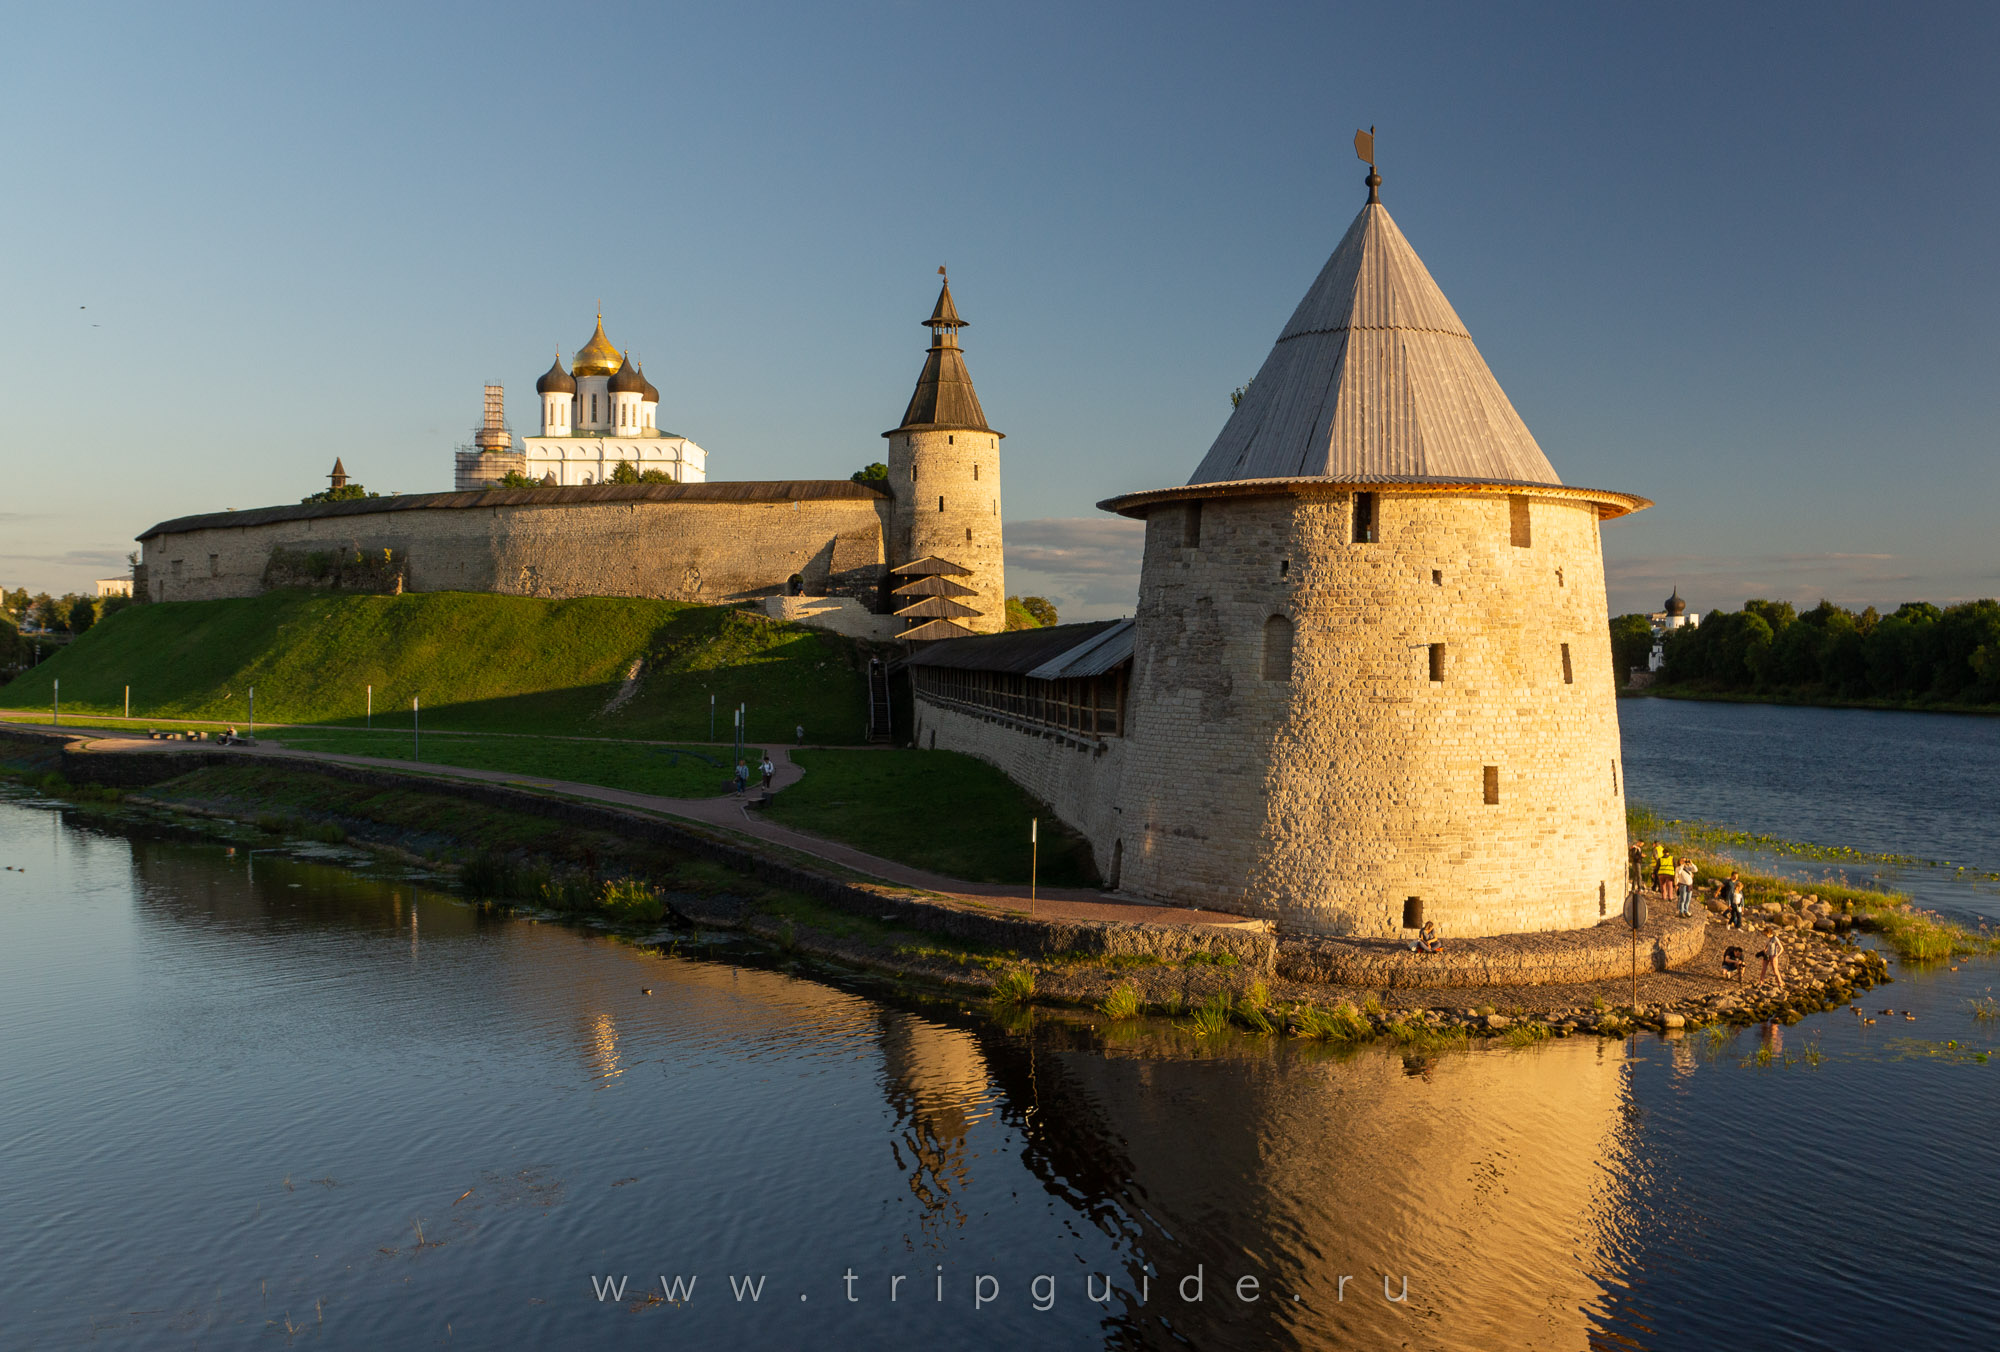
884,274,1006,638
1099,169,1650,939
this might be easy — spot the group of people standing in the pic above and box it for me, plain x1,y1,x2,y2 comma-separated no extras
1630,838,1783,983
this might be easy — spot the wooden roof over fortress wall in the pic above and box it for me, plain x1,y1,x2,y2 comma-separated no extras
139,481,891,542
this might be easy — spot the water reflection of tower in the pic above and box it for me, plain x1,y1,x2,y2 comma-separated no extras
876,1010,997,1243
976,1028,1634,1351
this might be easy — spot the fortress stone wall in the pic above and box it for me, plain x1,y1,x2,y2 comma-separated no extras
910,698,1128,883
138,483,892,607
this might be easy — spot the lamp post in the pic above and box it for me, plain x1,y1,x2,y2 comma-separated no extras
367,684,372,730
412,695,420,761
1030,817,1038,900
709,692,715,742
247,686,255,742
51,677,58,726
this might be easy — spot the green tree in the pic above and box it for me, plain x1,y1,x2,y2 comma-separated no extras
301,483,379,504
489,470,547,489
1004,597,1042,630
1741,598,1796,634
850,462,888,484
1608,613,1653,683
639,468,674,483
608,460,641,484
66,595,98,634
2,587,28,623
1019,596,1058,627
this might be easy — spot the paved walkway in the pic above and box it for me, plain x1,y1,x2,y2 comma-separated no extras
7,722,1257,932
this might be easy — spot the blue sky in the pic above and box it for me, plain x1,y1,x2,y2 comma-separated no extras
3,1,1995,620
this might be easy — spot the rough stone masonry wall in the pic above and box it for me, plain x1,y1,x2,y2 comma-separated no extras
888,429,1005,632
910,697,1128,883
141,497,890,606
1115,489,1628,939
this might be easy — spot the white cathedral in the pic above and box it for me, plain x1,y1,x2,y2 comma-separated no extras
453,315,709,490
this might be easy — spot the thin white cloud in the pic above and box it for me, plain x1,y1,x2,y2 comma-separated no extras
1004,516,1144,620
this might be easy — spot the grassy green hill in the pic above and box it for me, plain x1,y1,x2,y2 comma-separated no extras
1,590,873,743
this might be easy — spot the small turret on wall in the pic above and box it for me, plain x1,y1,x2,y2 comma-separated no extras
883,271,1005,639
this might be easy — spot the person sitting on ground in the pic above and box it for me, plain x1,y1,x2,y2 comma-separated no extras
1411,919,1442,954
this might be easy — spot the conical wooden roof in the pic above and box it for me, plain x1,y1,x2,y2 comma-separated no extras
1187,197,1561,487
887,278,996,435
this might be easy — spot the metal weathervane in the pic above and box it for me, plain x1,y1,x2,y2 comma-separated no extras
1355,125,1382,202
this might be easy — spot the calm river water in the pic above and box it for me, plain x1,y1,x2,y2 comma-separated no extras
4,700,1999,1350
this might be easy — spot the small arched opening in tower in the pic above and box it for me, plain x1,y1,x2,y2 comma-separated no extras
1262,615,1293,681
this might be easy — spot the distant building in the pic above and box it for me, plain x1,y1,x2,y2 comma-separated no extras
1645,589,1698,671
94,578,132,598
456,316,709,490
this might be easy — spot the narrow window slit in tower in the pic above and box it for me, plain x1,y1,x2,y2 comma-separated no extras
1428,643,1445,683
1431,569,1442,585
1561,643,1574,685
1599,882,1607,917
965,527,972,542
1262,615,1293,681
938,496,945,513
1509,497,1532,548
1483,765,1500,805
1182,502,1202,548
1352,492,1376,544
973,464,979,480
1612,760,1618,794
1279,559,1289,578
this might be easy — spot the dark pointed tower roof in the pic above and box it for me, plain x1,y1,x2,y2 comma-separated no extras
636,358,659,403
328,457,348,489
1664,589,1686,616
608,352,646,394
536,355,576,395
885,274,1000,437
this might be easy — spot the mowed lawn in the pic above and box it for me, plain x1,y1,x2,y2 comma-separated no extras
266,729,755,799
764,749,1100,887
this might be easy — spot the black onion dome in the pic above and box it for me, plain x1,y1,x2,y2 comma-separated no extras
637,360,659,403
608,354,647,394
1665,590,1686,616
536,356,576,395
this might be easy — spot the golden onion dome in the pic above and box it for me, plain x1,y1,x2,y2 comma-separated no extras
572,314,623,377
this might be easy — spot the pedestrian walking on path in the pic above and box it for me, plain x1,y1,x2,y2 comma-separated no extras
759,756,775,790
733,760,749,796
1675,859,1696,917
1727,872,1745,929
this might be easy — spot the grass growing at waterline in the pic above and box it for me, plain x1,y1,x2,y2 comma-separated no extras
265,728,750,799
991,967,1036,1005
1290,1000,1372,1043
3,590,873,743
761,749,1099,887
1100,983,1142,1020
